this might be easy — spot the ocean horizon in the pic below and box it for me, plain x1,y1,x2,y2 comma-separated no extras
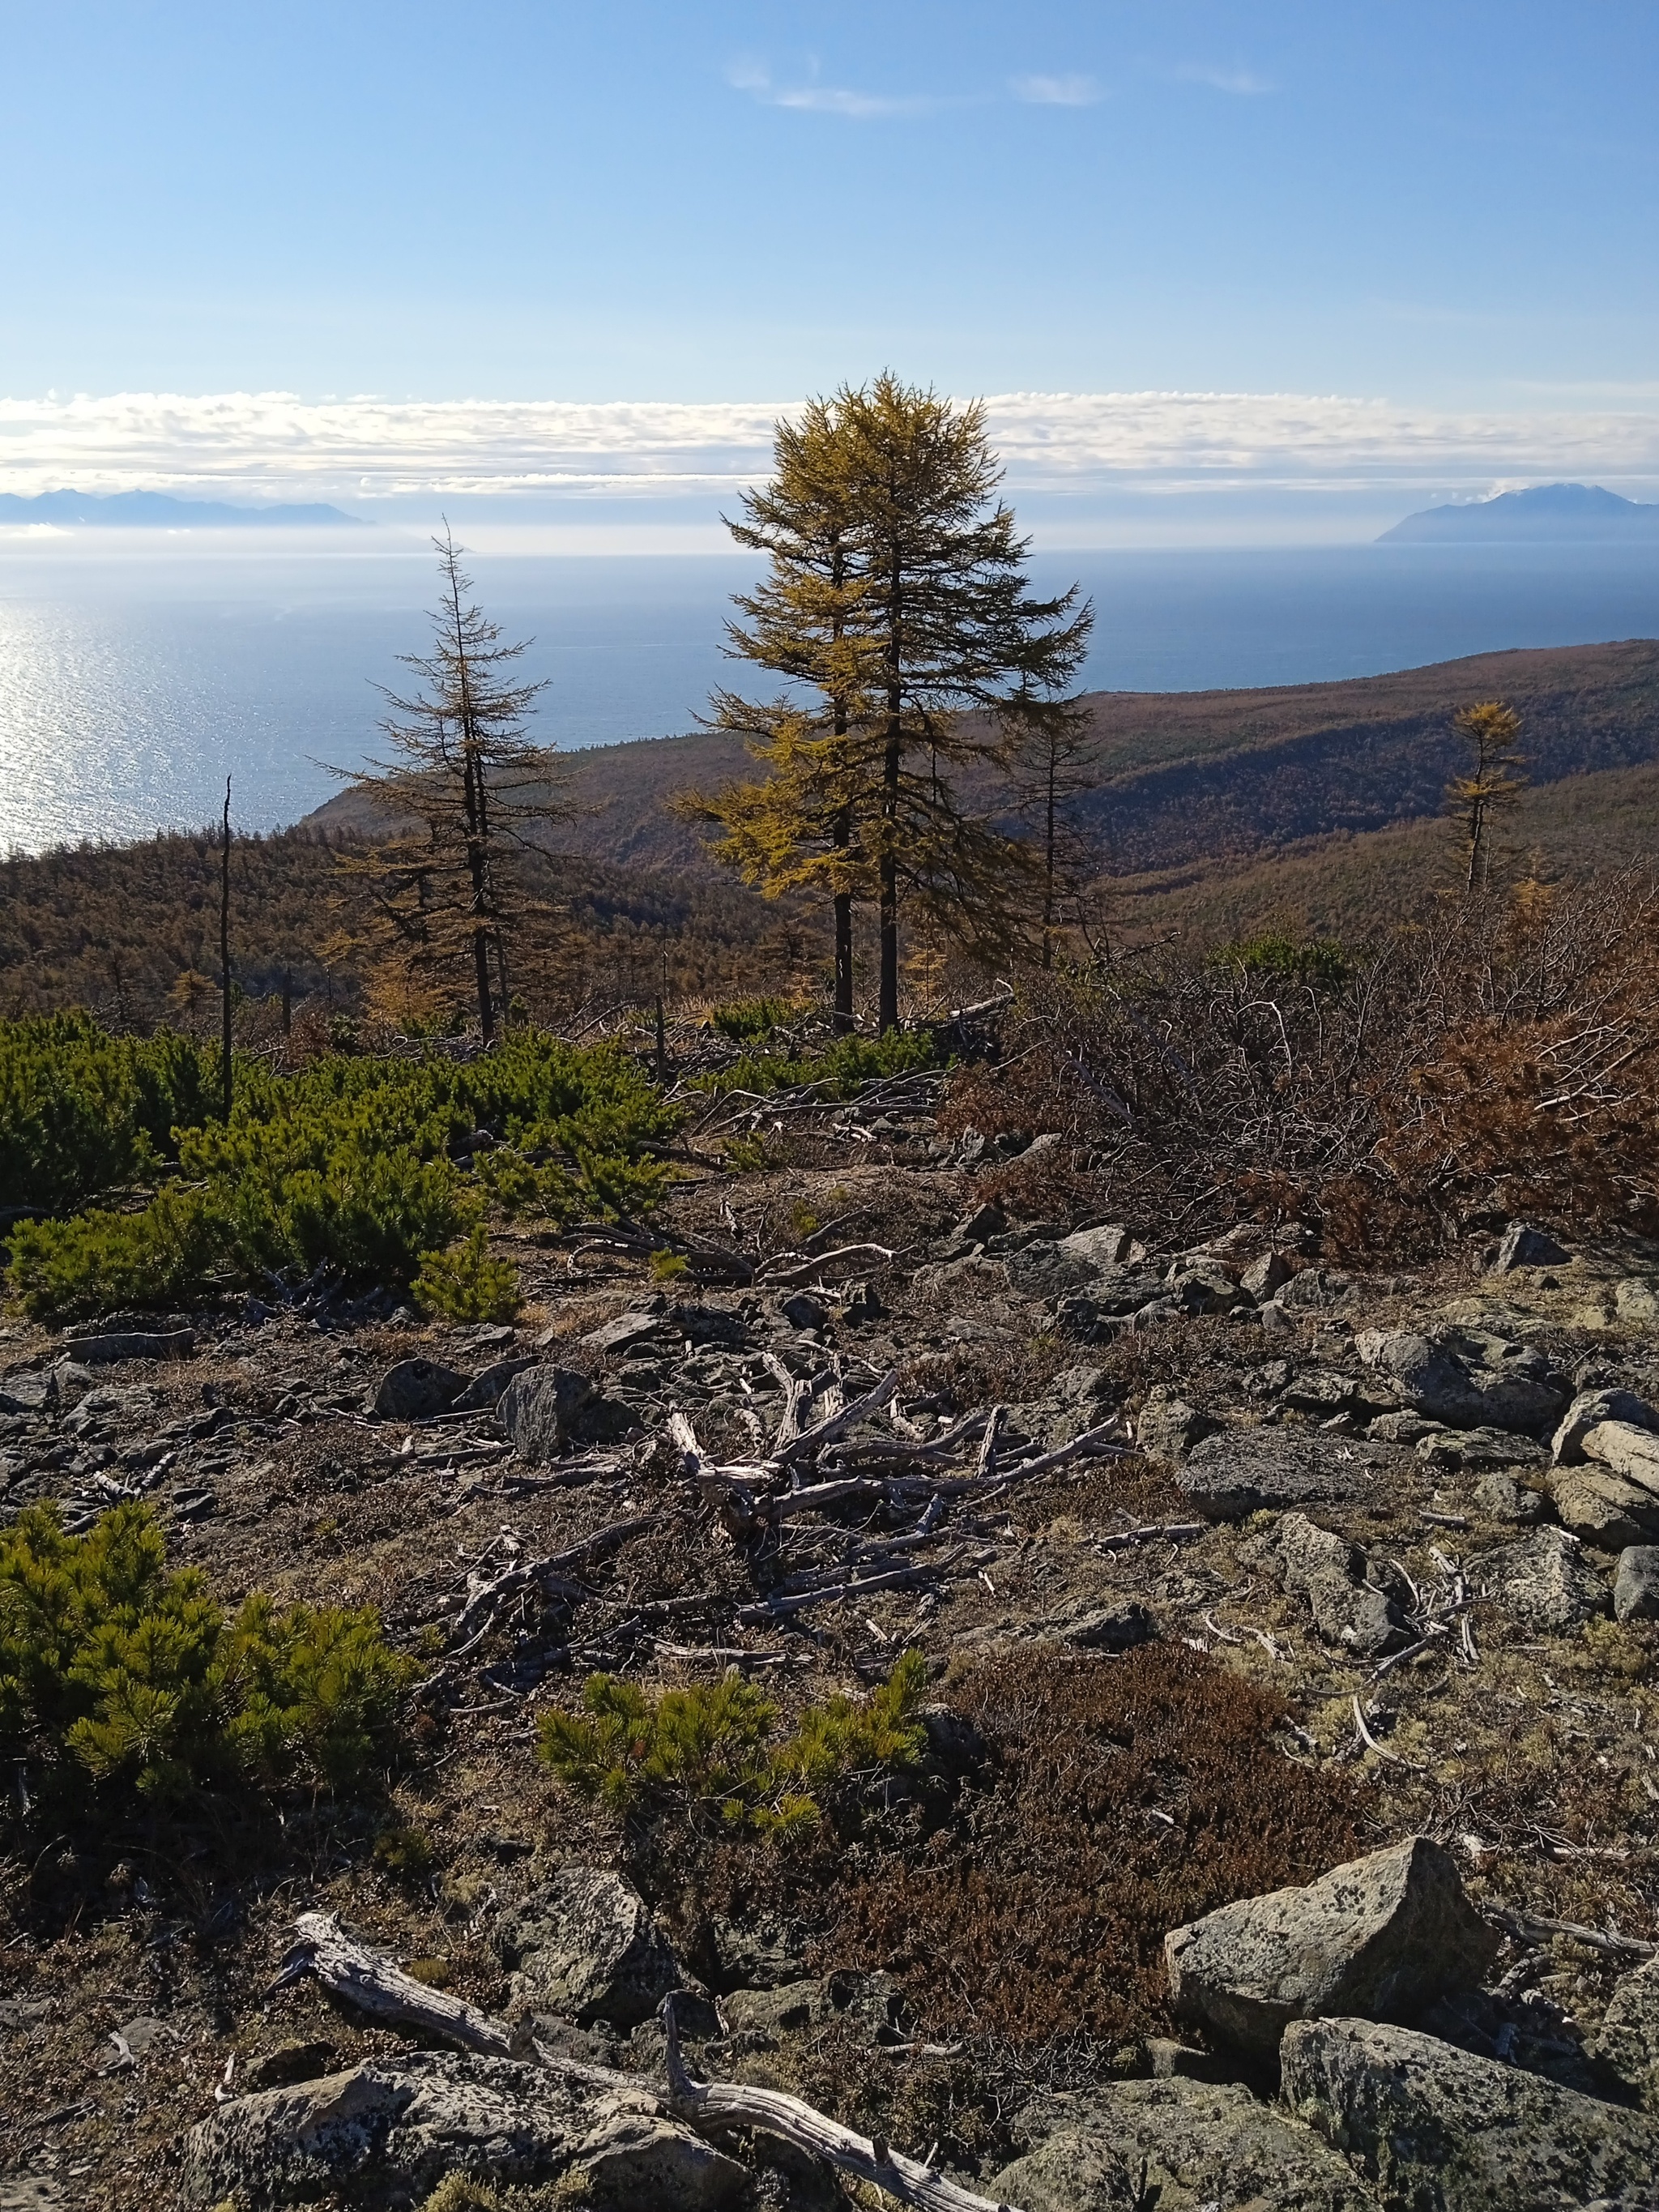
2,537,1657,856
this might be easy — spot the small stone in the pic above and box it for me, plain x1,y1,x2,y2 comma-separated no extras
1416,1424,1546,1472
1056,1222,1132,1270
1240,1250,1294,1301
497,1367,595,1464
1278,1267,1352,1311
373,1356,468,1420
497,1866,680,2029
1615,1278,1659,1326
451,1355,536,1411
951,1199,1005,1244
579,1309,667,1357
778,1292,827,1332
1614,1545,1659,1622
1473,1467,1546,1522
1367,1409,1444,1443
1589,1952,1659,2111
61,1328,194,1364
0,1371,52,1415
1166,1836,1499,2058
1358,1324,1566,1436
1582,1418,1659,1498
1134,1388,1218,1464
1177,1427,1396,1519
1475,1524,1610,1633
1492,1221,1570,1273
1247,1512,1405,1657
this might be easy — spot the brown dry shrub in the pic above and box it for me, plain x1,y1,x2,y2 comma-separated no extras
821,1644,1367,2047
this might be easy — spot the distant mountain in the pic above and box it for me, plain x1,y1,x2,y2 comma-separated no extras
1380,482,1659,542
0,489,365,528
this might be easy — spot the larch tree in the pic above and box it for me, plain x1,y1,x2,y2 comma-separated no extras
835,374,1093,1031
1009,693,1102,968
1448,699,1527,895
691,376,1093,1033
336,528,569,1042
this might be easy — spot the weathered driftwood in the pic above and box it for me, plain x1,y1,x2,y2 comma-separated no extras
452,1515,654,1645
276,1915,1026,2212
662,1995,1021,2212
1491,1907,1657,1960
756,1242,896,1288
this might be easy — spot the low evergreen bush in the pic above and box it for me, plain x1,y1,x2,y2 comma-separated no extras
0,1501,416,1810
0,1011,216,1215
412,1225,521,1322
536,1650,928,1837
698,1026,940,1100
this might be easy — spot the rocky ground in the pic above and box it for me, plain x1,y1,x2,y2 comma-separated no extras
3,1086,1659,2210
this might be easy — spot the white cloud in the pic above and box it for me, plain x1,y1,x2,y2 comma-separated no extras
1175,63,1273,96
3,387,1659,506
1012,73,1101,107
727,58,936,120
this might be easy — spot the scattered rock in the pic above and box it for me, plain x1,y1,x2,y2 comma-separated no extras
1552,1386,1659,1465
778,1292,828,1332
991,2076,1378,2212
0,1372,52,1415
1416,1425,1546,1473
242,2039,340,2091
1550,1464,1659,1549
1473,1467,1546,1523
1367,1409,1444,1445
1614,1544,1659,1623
1356,1326,1566,1437
1241,1250,1294,1302
722,1980,824,2045
177,2051,743,2211
1165,1837,1499,2059
1492,1221,1570,1273
580,1309,667,1357
1136,1388,1221,1464
497,1366,596,1465
1589,1953,1659,2112
951,1199,1006,1245
1474,1525,1610,1633
709,1915,808,1993
1278,1267,1353,1312
1281,2013,1659,2212
1581,1418,1659,1497
1058,1221,1132,1270
1615,1278,1659,1326
672,1303,749,1350
373,1356,468,1421
1177,1428,1397,1519
450,1355,536,1411
497,1866,680,2028
1167,1265,1253,1316
1053,1599,1156,1650
60,1327,194,1364
1245,1513,1405,1657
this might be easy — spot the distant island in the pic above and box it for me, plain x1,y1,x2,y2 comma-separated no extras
0,488,365,528
1380,480,1659,542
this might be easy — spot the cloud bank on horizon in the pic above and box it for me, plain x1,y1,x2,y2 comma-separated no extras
3,389,1659,512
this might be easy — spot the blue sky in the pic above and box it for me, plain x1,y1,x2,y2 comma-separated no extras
4,2,1658,540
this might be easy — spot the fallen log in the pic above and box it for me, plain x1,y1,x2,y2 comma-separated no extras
276,1915,1026,2212
663,1993,1020,2212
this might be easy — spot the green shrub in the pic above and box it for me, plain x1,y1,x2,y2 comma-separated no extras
698,1027,940,1100
2,1021,677,1320
412,1226,521,1322
1215,933,1352,994
0,1011,217,1215
708,996,803,1043
0,1502,416,1808
536,1651,928,1838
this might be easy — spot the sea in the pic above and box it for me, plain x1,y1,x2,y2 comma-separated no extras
2,538,1657,856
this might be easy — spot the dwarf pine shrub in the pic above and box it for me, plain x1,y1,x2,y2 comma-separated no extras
1,1018,677,1319
536,1650,928,1837
698,1026,940,1100
412,1225,521,1322
0,1502,416,1809
0,1012,217,1215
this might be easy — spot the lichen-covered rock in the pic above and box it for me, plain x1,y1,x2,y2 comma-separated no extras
1581,1418,1659,1498
1416,1425,1546,1473
1057,1222,1132,1270
177,2049,742,2210
1491,1221,1569,1273
1281,2013,1659,2212
1550,1463,1659,1549
1136,1387,1221,1463
1166,1838,1498,2058
497,1365,595,1464
1356,1326,1565,1437
1614,1545,1659,1623
990,2077,1380,2211
1589,1952,1659,2111
497,1866,680,2027
1551,1386,1659,1465
1245,1513,1405,1658
1474,1525,1610,1633
373,1356,468,1421
1177,1428,1398,1519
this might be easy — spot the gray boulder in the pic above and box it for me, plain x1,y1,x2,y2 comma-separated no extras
1615,1277,1659,1326
1356,1326,1565,1437
0,1371,52,1415
1178,1428,1397,1519
498,1866,680,2027
989,2077,1379,2212
1589,1953,1659,2112
373,1356,468,1421
1475,1525,1610,1633
1614,1546,1659,1623
1472,1468,1546,1524
1552,1386,1659,1465
177,2049,744,2211
581,1309,667,1356
1058,1221,1132,1270
1137,1387,1221,1463
1165,1837,1498,2059
61,1327,194,1364
1279,1267,1353,1311
1416,1425,1546,1474
1242,1250,1294,1302
1550,1464,1659,1549
1492,1220,1569,1273
451,1354,536,1411
1582,1419,1659,1498
1281,2013,1659,2212
1246,1513,1405,1658
497,1366,596,1464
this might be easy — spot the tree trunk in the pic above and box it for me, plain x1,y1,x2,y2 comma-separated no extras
879,713,900,1034
833,890,854,1031
219,777,233,1121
